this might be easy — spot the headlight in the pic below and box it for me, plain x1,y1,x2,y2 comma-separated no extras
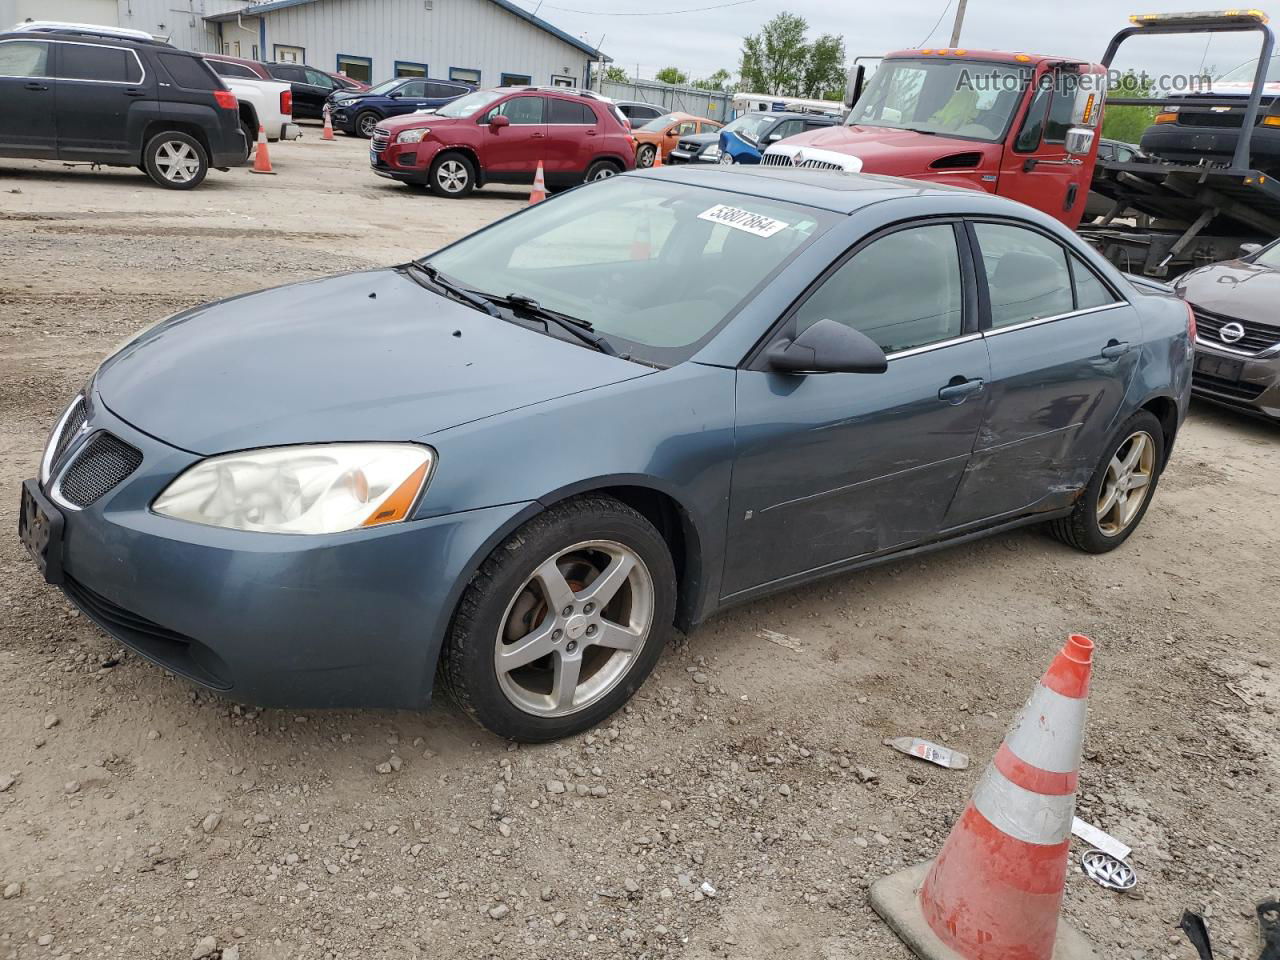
704,145,721,158
153,443,434,534
396,128,430,144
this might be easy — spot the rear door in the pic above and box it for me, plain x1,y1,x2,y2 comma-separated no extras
52,40,149,161
545,96,596,174
943,219,1142,526
0,38,56,156
480,94,546,177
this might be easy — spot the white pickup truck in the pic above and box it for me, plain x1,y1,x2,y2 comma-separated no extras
210,70,301,159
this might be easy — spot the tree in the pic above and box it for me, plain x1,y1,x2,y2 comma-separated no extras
654,66,688,86
740,13,846,99
602,65,630,84
693,68,733,93
1100,69,1157,144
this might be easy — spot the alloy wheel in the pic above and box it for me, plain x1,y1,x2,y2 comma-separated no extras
359,114,379,137
590,166,617,181
494,540,653,718
154,141,201,183
637,145,655,168
1096,430,1155,537
436,160,469,193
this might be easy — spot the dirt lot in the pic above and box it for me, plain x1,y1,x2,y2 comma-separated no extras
1,130,1278,960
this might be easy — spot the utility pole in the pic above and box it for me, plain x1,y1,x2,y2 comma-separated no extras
949,0,968,47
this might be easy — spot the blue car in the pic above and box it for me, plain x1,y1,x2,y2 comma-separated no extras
329,76,474,138
19,167,1192,743
716,111,838,165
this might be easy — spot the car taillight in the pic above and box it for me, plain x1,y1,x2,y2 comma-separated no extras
213,89,237,110
1185,301,1197,342
281,90,292,117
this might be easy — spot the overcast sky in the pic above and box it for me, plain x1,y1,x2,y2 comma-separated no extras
515,0,1271,87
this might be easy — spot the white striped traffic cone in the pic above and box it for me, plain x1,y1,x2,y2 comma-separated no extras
871,635,1098,960
528,161,547,204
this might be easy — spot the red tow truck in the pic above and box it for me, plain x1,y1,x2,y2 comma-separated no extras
764,9,1280,278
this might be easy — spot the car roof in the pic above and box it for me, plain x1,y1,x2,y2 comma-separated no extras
628,165,1008,214
4,21,170,46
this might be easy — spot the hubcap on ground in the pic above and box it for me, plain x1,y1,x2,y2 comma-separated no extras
495,540,653,718
437,160,468,192
155,141,200,182
1097,430,1155,537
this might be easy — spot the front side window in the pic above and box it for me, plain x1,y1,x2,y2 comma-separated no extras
721,112,773,143
0,40,49,78
486,95,544,124
305,68,337,89
974,222,1074,326
794,224,965,354
1044,73,1078,144
59,44,141,84
425,177,834,364
396,80,427,98
675,121,698,136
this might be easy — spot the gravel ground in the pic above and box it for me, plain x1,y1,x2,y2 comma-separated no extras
1,129,1278,960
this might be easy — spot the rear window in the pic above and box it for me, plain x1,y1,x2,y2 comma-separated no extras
57,43,142,84
548,98,593,124
159,53,220,90
209,59,258,79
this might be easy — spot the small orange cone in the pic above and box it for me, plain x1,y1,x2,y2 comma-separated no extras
652,144,662,167
870,634,1099,960
321,104,335,141
528,161,547,204
249,124,276,175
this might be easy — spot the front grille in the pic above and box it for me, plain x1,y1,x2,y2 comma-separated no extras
49,396,87,472
760,153,790,166
760,152,846,171
371,128,390,153
1193,308,1280,355
1178,111,1246,129
58,433,142,508
1192,372,1267,401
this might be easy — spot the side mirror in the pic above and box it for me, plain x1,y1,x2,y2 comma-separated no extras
1238,242,1263,258
489,114,510,129
1064,126,1095,157
767,132,783,142
766,319,888,375
387,90,402,98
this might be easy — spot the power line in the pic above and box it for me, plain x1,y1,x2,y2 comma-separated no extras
535,0,757,15
917,0,954,48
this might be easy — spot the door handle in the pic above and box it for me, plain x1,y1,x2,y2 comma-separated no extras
123,87,146,97
585,129,597,136
531,131,546,138
24,81,48,91
937,377,985,404
1100,340,1131,361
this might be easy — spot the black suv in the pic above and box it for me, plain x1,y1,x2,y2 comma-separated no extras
0,22,245,189
262,62,345,120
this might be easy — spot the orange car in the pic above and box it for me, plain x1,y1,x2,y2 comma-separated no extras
631,112,722,167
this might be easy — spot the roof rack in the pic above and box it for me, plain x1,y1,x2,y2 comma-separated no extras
515,85,610,100
9,20,166,44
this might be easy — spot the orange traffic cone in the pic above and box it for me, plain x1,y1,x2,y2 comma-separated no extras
249,124,276,175
630,216,652,260
528,161,547,204
652,145,662,167
871,635,1098,960
321,105,335,141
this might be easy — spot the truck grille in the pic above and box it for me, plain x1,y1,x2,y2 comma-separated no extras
1177,111,1247,129
1193,307,1280,355
371,127,390,153
760,152,846,171
58,433,142,508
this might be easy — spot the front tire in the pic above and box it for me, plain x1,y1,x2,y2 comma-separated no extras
1049,410,1165,553
428,152,476,198
636,144,656,168
142,132,208,189
442,495,676,742
718,152,734,165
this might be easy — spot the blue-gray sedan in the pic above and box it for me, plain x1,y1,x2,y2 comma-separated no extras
18,167,1194,741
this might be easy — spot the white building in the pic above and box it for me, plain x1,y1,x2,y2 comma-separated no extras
2,0,608,88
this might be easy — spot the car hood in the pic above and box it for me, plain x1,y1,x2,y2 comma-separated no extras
1179,259,1280,325
94,269,651,455
380,113,466,133
773,124,998,172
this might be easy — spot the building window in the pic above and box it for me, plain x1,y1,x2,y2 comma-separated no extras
336,54,372,84
449,67,481,85
273,43,304,63
500,72,531,86
550,74,575,88
395,61,427,78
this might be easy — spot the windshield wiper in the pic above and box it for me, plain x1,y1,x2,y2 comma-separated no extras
405,262,500,317
487,293,618,356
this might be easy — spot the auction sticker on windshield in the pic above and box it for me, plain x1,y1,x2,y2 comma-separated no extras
698,204,789,238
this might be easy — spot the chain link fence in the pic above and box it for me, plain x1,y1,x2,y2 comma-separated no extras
599,79,733,121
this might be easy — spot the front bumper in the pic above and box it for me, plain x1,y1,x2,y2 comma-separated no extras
26,397,530,709
1191,341,1280,420
371,139,438,181
1141,122,1280,165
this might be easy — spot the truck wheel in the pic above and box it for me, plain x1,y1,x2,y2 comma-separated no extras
428,152,476,198
142,132,208,189
441,494,676,742
356,111,380,139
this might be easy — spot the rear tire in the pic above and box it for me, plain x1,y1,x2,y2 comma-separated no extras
1049,410,1165,553
239,119,255,163
584,159,620,183
428,152,476,198
142,132,208,189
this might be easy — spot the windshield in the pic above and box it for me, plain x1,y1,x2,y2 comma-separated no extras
1218,55,1280,84
848,58,1030,142
423,177,835,365
1254,240,1280,268
435,89,505,118
638,113,680,132
722,113,773,143
366,78,403,96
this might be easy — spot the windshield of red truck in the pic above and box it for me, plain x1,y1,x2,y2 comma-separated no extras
848,58,1030,143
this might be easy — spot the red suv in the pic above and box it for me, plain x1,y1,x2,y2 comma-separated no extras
370,87,635,197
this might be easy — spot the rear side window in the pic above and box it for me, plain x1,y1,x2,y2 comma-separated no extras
159,53,220,90
426,81,465,98
210,60,257,79
974,222,1074,326
0,40,49,77
548,99,593,124
57,43,142,83
270,64,304,82
1071,254,1118,309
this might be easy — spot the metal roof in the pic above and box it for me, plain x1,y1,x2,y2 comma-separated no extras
204,0,608,59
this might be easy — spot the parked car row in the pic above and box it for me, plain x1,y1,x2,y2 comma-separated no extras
206,53,368,120
328,75,475,137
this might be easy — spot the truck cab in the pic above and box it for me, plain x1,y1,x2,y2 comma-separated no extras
762,49,1104,228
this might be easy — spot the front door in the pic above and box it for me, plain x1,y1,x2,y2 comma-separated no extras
386,79,429,118
998,66,1092,228
0,38,56,157
52,41,147,161
944,219,1144,526
722,221,991,598
481,94,547,177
